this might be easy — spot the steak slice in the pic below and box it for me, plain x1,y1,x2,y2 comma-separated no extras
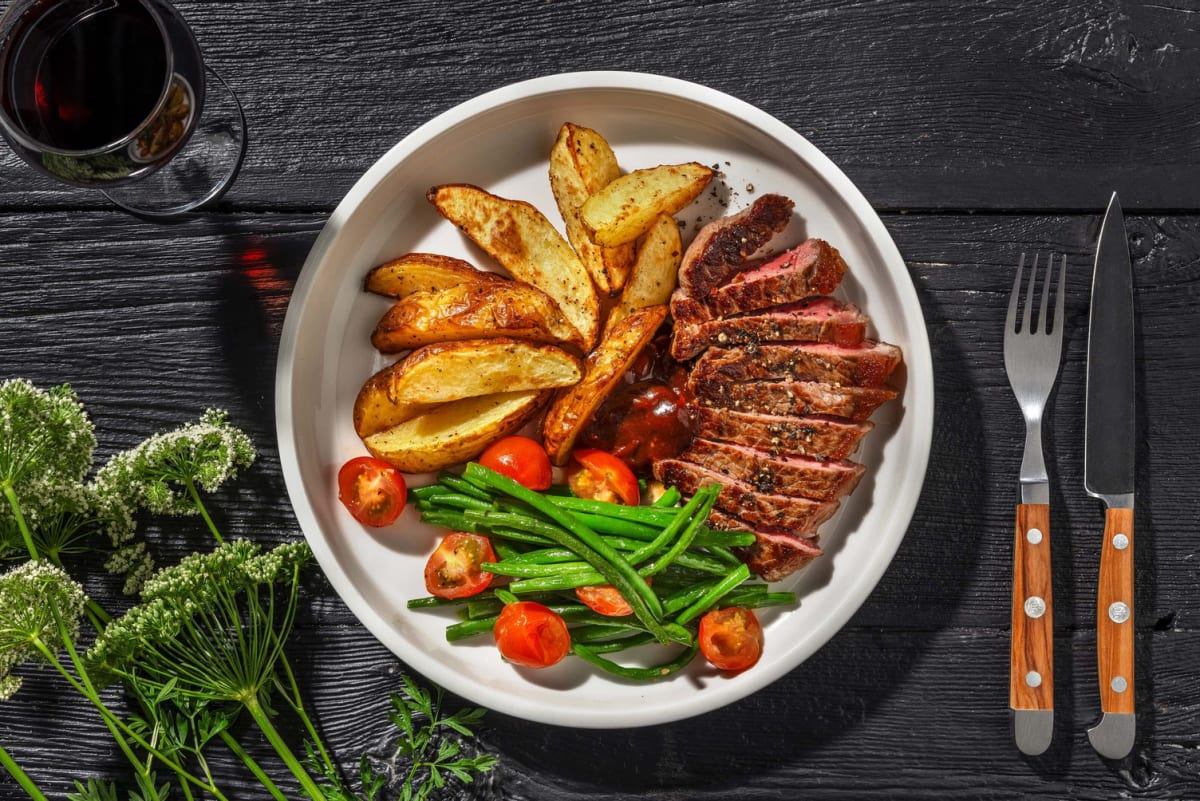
669,297,869,361
707,510,824,582
681,438,865,501
690,406,873,460
653,459,840,531
691,378,897,421
708,238,847,318
677,193,795,297
691,340,903,388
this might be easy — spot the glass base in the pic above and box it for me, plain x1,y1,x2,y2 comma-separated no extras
101,65,247,218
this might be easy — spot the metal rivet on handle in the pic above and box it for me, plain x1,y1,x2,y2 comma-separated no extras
1026,671,1042,688
1024,596,1047,618
1113,533,1129,550
1111,676,1128,693
1026,527,1043,545
1108,602,1131,624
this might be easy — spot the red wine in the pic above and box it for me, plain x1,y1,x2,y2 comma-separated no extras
6,0,168,150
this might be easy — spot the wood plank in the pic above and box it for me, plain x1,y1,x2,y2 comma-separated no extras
2,1,1200,211
2,627,1198,799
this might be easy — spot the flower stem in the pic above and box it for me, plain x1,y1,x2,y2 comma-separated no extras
1,482,38,561
218,730,289,801
278,653,334,774
0,742,49,801
186,479,223,544
244,694,327,801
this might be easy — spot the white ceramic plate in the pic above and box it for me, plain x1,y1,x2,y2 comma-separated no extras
276,71,933,728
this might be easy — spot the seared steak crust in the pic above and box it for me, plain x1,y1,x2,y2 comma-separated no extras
691,340,903,388
653,459,840,531
691,378,897,421
690,407,873,461
706,510,823,582
708,238,847,318
681,438,866,501
669,297,869,361
677,194,795,297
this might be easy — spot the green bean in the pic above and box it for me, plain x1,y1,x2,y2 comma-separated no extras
573,631,657,652
568,511,663,540
661,578,722,615
462,509,570,542
480,560,595,579
490,540,525,562
671,550,735,575
699,544,745,567
652,485,682,507
544,495,681,526
641,486,719,576
426,493,493,512
464,463,668,641
509,571,605,593
446,604,630,642
501,547,580,565
693,528,756,548
675,564,752,624
410,484,454,501
571,641,699,680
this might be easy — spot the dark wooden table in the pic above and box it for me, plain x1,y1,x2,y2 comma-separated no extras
2,1,1197,798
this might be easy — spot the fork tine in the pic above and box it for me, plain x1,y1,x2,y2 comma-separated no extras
1037,253,1053,334
1021,252,1039,334
1007,252,1026,332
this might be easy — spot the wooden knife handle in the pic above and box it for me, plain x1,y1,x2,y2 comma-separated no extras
1097,507,1135,714
1011,503,1053,711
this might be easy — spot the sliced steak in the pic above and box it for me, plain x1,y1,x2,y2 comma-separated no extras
691,340,902,388
690,406,873,460
653,459,840,531
706,510,824,582
708,238,847,318
669,297,869,361
677,193,794,297
691,378,897,421
681,438,865,501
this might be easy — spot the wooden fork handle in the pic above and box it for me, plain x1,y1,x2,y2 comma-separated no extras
1011,503,1053,711
1096,507,1135,714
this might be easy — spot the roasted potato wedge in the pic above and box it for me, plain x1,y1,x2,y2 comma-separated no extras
352,364,438,438
385,339,581,405
579,162,714,247
364,253,507,299
364,389,550,473
605,212,681,334
542,304,669,465
549,123,635,296
427,183,600,348
371,280,585,352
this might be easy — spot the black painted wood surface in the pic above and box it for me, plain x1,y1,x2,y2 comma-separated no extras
1,1,1198,799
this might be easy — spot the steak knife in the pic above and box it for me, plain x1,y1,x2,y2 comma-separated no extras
1084,193,1137,760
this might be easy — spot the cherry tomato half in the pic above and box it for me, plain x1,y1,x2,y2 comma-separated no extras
575,576,653,617
567,449,640,505
478,435,553,490
337,456,407,527
698,607,764,672
423,532,496,599
493,601,571,668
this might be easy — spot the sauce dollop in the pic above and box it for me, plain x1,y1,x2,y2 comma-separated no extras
577,331,692,475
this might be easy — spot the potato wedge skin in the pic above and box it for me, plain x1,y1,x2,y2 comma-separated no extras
549,123,635,297
364,389,550,474
427,183,600,349
579,162,714,247
386,338,581,405
352,363,438,438
606,212,681,334
371,280,585,352
542,304,669,465
364,253,506,299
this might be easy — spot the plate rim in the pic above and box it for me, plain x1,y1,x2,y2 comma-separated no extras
275,70,934,728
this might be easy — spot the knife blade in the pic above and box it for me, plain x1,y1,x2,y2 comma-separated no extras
1084,192,1137,760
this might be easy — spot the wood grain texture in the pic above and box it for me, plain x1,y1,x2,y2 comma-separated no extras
1096,506,1136,715
1011,503,1053,711
3,0,1200,211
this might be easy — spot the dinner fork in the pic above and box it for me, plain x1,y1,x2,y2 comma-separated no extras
1003,252,1067,756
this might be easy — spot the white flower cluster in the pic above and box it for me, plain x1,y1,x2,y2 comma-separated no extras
0,380,95,532
0,560,88,701
87,540,311,688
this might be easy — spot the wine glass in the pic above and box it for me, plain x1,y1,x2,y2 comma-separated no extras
0,0,246,217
